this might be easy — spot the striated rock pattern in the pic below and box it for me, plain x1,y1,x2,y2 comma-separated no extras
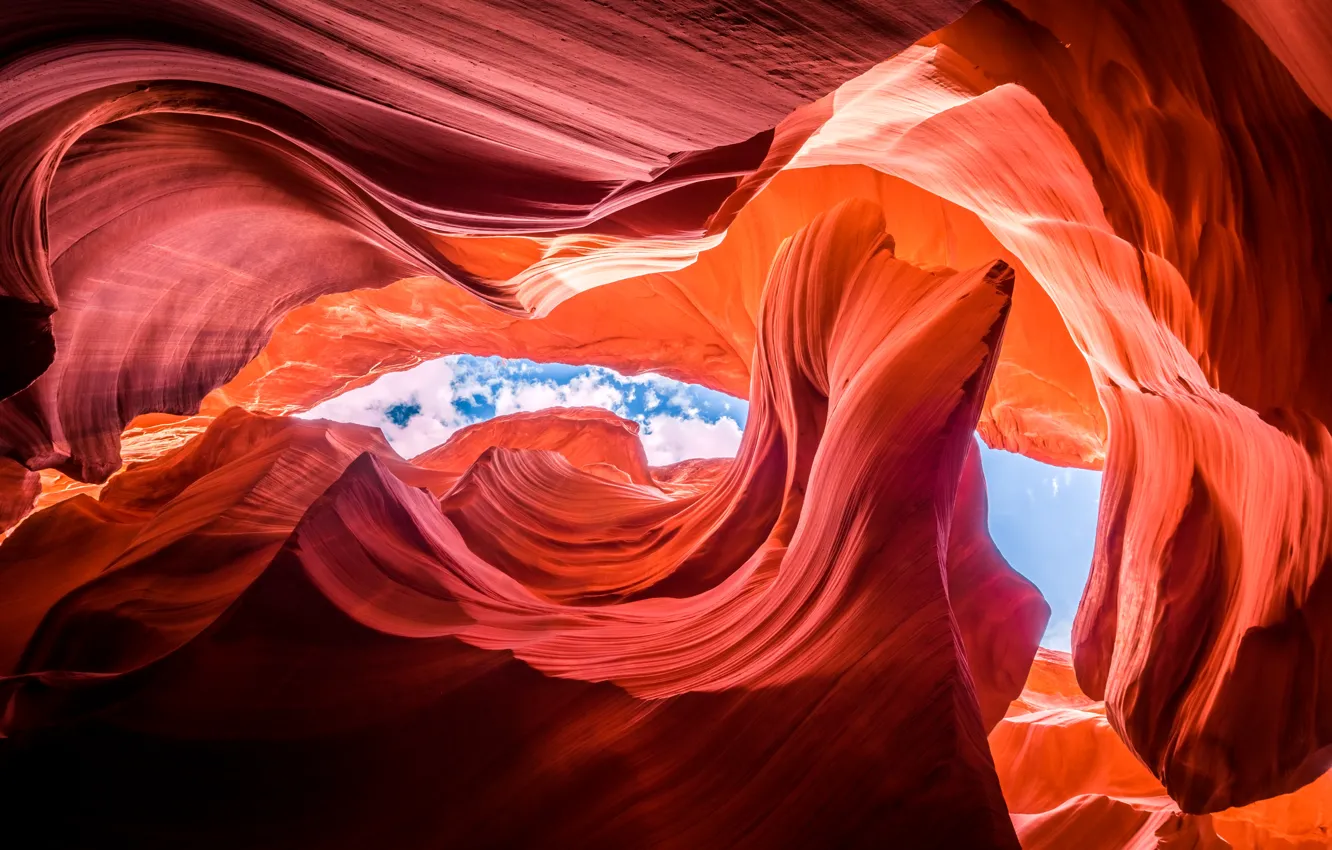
1,0,1331,846
0,0,973,477
991,650,1332,848
1,202,1044,846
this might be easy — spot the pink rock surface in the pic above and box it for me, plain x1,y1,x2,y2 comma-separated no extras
2,1,1332,845
1,202,1042,846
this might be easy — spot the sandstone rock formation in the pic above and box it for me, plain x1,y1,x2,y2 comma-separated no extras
1,0,1330,846
1,203,1045,846
992,650,1332,848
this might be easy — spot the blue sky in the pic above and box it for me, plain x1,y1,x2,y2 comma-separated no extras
300,355,745,465
977,443,1100,650
303,354,1099,649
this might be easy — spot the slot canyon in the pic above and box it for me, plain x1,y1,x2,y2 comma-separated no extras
1,1,1331,846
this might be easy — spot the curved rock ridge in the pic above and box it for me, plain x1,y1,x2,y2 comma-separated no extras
1,0,1331,843
0,0,974,474
0,459,39,534
991,649,1332,848
413,406,657,490
930,2,1332,812
0,202,1045,846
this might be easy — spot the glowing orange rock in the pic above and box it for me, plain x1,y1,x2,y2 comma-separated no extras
0,0,972,474
991,649,1332,848
414,406,655,490
0,201,1043,846
930,1,1332,811
1,0,1332,843
1222,0,1332,119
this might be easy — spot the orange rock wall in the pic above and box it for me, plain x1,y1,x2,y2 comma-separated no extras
1,0,1331,846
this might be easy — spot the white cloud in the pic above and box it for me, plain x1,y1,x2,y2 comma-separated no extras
639,414,744,466
385,416,473,459
614,370,667,384
298,358,476,458
1051,477,1060,497
297,355,748,465
1041,617,1074,652
492,372,627,417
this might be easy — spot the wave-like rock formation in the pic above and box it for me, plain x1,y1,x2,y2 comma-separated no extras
992,649,1332,848
1,202,1046,846
1,0,1331,846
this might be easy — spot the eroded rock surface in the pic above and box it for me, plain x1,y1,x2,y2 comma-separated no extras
2,0,1331,845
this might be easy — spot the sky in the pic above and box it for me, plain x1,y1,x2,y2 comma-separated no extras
299,355,745,466
976,443,1101,650
302,354,1100,649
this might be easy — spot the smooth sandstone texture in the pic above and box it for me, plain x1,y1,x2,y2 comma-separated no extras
0,0,974,475
992,650,1332,848
0,202,1043,846
0,0,1331,845
933,2,1332,812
